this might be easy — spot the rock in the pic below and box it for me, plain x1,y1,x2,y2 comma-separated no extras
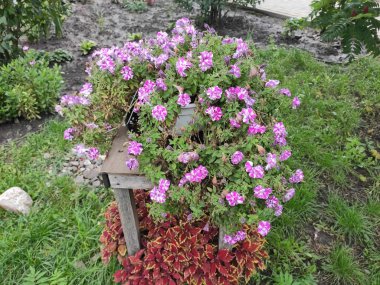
92,180,101,187
26,125,32,131
43,153,51,159
0,187,33,215
70,161,80,167
75,176,85,184
83,169,99,180
83,160,92,166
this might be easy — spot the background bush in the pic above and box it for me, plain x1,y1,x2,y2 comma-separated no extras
0,49,63,121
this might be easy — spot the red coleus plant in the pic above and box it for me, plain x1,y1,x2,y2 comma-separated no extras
100,190,268,284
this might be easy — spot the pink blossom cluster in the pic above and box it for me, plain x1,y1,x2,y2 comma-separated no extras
239,108,256,124
125,158,139,170
273,122,287,146
283,188,295,202
156,78,167,91
231,151,244,165
279,150,292,161
233,39,249,59
63,127,75,140
205,106,223,121
199,51,213,72
206,86,223,100
226,191,245,206
179,165,209,186
177,93,191,107
289,169,304,183
257,221,271,236
127,141,143,156
223,230,247,245
96,55,116,73
150,179,171,203
152,105,168,122
254,185,272,200
79,83,93,97
265,79,280,88
225,86,249,101
247,122,266,135
120,66,133,81
138,80,156,104
229,64,241,78
245,162,265,179
178,151,199,164
60,95,90,107
265,153,277,170
72,144,100,161
176,57,192,77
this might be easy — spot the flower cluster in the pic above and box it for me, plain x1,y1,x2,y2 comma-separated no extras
150,179,170,203
223,230,247,245
180,165,209,185
226,191,245,206
178,151,199,164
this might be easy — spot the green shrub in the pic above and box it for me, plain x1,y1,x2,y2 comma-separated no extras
123,0,148,13
0,49,63,121
0,0,69,63
80,40,97,55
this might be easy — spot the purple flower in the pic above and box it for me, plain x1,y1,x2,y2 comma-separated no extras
22,46,29,51
225,87,238,101
279,88,291,97
79,83,93,97
55,105,63,116
230,118,241,129
289,169,304,183
126,158,139,170
266,195,279,209
265,153,277,170
226,191,245,206
29,60,36,66
235,230,246,241
265,80,280,88
222,38,235,45
248,123,266,135
245,162,265,179
205,106,223,121
87,147,100,160
223,234,236,245
128,141,143,156
273,122,287,146
239,108,256,124
184,165,208,183
177,93,191,107
178,151,199,164
156,78,167,91
292,96,301,109
150,186,166,203
199,51,213,72
236,87,249,100
279,150,292,161
63,128,75,140
152,105,168,122
257,221,271,236
156,31,169,45
283,188,295,202
206,86,223,100
72,144,87,157
254,185,272,199
231,151,244,165
121,66,133,81
176,57,192,77
230,65,241,78
274,204,283,216
233,39,249,58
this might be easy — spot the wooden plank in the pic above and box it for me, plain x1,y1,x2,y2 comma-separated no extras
109,174,153,190
114,188,141,256
218,228,233,250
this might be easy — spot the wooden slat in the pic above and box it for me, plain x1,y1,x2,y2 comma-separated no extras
114,188,141,256
109,174,153,190
218,228,233,250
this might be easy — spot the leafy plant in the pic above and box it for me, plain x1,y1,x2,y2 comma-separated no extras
80,40,97,55
0,0,69,63
0,48,62,121
283,18,307,38
308,0,380,59
323,246,366,285
45,48,73,65
22,267,67,285
273,271,317,285
174,0,263,24
343,137,373,168
128,32,143,41
123,0,148,13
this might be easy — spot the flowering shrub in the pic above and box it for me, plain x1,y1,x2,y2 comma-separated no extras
100,191,268,284
60,18,303,246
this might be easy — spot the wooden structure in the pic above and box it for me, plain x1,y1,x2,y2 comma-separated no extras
101,126,230,256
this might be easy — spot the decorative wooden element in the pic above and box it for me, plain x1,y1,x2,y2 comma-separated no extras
101,126,230,256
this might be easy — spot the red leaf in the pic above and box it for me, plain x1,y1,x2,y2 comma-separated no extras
173,261,181,272
205,244,214,259
191,248,200,260
113,270,127,283
217,249,234,263
210,262,216,275
177,253,188,263
216,262,229,277
129,255,142,265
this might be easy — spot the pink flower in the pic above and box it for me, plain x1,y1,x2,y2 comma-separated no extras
289,169,304,183
29,60,36,66
274,204,283,216
279,88,291,97
266,195,279,209
79,83,93,97
156,78,167,91
236,87,249,100
230,118,241,128
178,152,199,164
128,141,143,156
226,87,237,101
126,158,139,170
233,39,249,58
177,93,191,107
205,106,223,121
206,86,223,100
72,144,87,157
279,150,292,161
199,51,213,72
22,45,29,51
257,221,271,236
254,185,272,199
226,191,245,206
184,165,209,183
152,105,168,122
176,57,192,77
283,188,295,202
150,186,166,203
273,122,287,146
230,65,241,78
159,179,171,192
292,96,301,109
265,79,280,88
55,105,63,116
87,147,100,160
265,153,277,170
63,128,75,140
245,162,264,179
239,108,256,124
248,123,266,135
231,151,244,165
121,66,133,81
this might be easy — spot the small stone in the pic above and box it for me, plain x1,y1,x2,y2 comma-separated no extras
99,155,106,161
43,153,51,159
92,180,101,187
70,161,80,167
79,167,85,172
0,187,33,215
83,160,92,166
63,163,69,167
14,118,20,124
26,125,32,131
75,176,85,184
83,169,99,180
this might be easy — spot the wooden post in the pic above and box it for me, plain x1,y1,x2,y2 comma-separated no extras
114,188,141,256
218,227,233,250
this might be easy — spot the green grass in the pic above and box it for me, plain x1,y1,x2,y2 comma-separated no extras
1,47,379,284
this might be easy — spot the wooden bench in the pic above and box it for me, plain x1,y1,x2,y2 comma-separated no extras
101,126,230,256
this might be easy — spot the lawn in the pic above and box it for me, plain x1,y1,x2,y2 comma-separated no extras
0,46,379,284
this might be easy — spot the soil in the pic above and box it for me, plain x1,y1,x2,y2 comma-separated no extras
1,0,345,144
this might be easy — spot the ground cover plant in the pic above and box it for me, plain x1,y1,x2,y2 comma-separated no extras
0,40,379,285
0,48,63,121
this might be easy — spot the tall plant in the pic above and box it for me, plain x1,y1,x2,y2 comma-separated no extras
0,0,68,63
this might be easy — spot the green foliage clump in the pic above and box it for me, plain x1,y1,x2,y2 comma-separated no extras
0,0,69,63
0,49,63,121
309,0,380,59
80,40,97,55
123,0,148,13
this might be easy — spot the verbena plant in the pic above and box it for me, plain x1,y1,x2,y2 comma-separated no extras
0,48,62,121
309,0,380,58
0,0,68,63
59,18,304,245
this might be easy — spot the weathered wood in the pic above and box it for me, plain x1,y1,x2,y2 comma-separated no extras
114,188,141,256
109,174,153,190
218,227,233,250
